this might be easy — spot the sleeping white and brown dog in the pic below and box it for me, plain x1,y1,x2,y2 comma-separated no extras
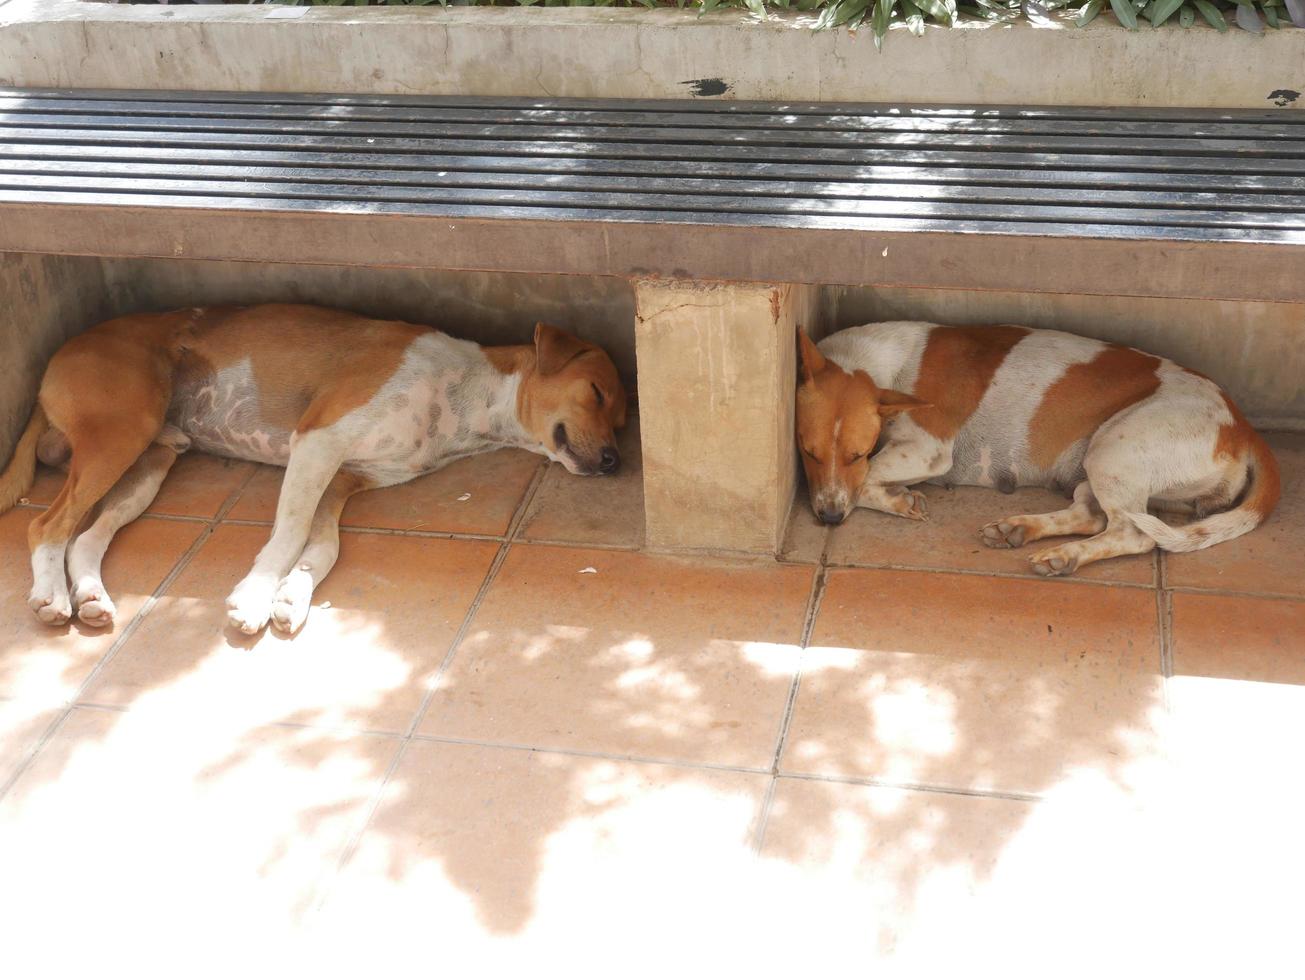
0,304,627,634
796,321,1280,576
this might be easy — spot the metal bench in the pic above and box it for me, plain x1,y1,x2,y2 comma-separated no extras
1,87,1302,553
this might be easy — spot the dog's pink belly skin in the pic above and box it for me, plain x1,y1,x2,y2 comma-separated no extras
168,365,294,466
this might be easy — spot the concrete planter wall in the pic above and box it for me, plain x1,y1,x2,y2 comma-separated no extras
0,1,1301,110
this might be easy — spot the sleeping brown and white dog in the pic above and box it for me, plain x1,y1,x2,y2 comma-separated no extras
0,304,627,634
796,321,1280,576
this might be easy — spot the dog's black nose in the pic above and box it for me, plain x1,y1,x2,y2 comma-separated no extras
817,508,845,526
599,446,620,474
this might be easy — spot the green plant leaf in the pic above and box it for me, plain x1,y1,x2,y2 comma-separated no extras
1193,0,1229,27
1147,0,1184,24
833,0,871,24
901,0,928,29
1234,1,1264,26
912,0,949,19
1108,0,1140,26
871,0,893,48
1178,2,1196,23
1263,3,1280,24
1075,0,1103,20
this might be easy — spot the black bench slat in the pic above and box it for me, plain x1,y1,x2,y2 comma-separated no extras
4,97,1302,143
5,142,1304,195
5,159,1305,218
6,112,1303,159
8,171,1305,232
5,87,1304,125
5,127,1305,181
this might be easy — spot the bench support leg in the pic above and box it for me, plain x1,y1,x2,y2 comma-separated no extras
634,279,817,555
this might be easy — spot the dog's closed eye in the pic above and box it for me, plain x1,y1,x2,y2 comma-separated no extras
592,383,605,408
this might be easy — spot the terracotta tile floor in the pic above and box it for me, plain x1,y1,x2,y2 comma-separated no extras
1,429,1301,973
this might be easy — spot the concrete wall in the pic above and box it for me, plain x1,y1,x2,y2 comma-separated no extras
821,286,1305,430
1,3,1301,110
0,252,111,461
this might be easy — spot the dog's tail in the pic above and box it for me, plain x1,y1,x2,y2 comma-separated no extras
1126,432,1281,553
0,403,47,515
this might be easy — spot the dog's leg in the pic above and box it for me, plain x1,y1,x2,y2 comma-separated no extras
28,427,159,626
980,481,1106,550
66,428,190,627
857,437,954,521
227,427,349,634
1027,466,1156,578
268,470,369,635
27,327,173,626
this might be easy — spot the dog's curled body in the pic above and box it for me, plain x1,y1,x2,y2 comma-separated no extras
798,321,1279,576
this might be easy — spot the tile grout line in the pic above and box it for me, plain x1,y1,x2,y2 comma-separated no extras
69,698,1036,800
312,461,549,913
777,770,1043,804
0,467,257,803
823,555,1156,590
220,517,507,544
408,459,550,738
409,732,774,777
1157,552,1174,679
1165,583,1305,603
752,560,830,855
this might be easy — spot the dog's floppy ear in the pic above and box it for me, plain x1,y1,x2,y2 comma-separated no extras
797,327,826,384
534,322,591,376
877,388,930,417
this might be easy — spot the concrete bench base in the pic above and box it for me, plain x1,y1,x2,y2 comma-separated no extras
5,253,1304,557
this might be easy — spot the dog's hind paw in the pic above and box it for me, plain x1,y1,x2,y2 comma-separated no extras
980,520,1027,549
1028,548,1078,577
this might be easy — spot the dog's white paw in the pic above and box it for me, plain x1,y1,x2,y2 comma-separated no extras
226,579,276,635
269,570,313,635
1028,547,1079,577
72,582,117,628
980,520,1027,549
29,590,72,626
890,487,928,521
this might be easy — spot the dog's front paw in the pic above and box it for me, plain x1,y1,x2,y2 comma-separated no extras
1028,547,1079,577
72,581,117,628
270,570,313,636
980,520,1026,549
28,590,72,627
226,579,276,635
891,487,928,521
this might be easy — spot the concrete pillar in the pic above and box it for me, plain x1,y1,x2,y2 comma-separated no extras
634,279,818,555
